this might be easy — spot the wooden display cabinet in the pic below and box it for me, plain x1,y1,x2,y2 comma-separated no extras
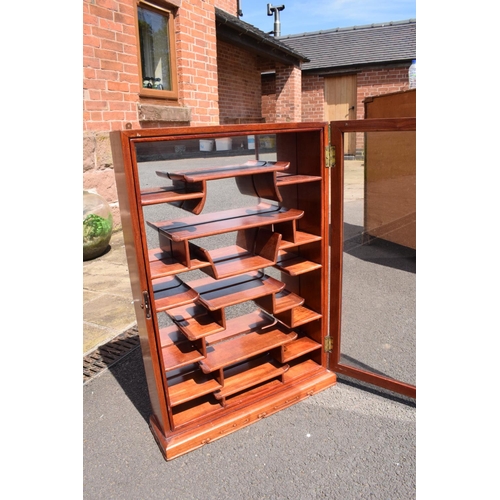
111,123,337,460
110,118,417,460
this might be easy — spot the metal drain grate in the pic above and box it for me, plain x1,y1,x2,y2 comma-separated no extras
83,326,140,384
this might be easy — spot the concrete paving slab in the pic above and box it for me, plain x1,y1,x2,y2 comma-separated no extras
83,293,135,333
83,322,122,355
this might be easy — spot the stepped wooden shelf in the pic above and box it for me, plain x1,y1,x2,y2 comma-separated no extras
159,325,205,371
253,289,322,329
214,355,290,400
141,161,292,214
166,303,226,341
198,323,298,374
158,160,289,182
152,276,199,312
147,229,322,281
187,271,285,311
147,203,303,278
148,203,303,243
274,305,322,329
148,247,211,280
205,309,276,345
167,370,222,407
191,227,282,280
275,172,322,186
157,160,290,204
275,249,322,276
141,184,205,208
275,336,322,363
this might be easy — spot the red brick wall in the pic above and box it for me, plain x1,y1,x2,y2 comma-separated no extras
215,0,237,15
354,66,410,153
356,66,409,119
83,0,141,133
275,64,302,122
217,40,262,123
176,0,219,125
261,73,276,122
301,74,324,122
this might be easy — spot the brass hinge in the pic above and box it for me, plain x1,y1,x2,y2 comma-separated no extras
325,145,335,168
141,290,151,319
324,336,333,352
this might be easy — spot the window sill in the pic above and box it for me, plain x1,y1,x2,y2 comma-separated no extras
138,104,191,124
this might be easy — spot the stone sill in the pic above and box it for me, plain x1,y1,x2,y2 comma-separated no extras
138,104,191,124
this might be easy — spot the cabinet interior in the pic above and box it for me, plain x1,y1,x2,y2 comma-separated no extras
111,124,337,460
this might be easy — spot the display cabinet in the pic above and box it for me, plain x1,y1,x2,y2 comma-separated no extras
110,123,338,460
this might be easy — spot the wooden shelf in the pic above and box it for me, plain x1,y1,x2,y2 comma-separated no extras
168,371,222,407
275,305,322,329
148,203,303,243
281,359,325,384
152,276,198,312
188,271,285,311
214,355,289,400
148,247,211,280
276,336,322,363
275,250,322,276
279,231,322,249
156,160,290,204
158,160,289,182
254,290,321,328
171,395,223,429
276,173,322,186
161,339,205,372
166,303,225,341
192,227,282,280
254,289,304,315
141,185,205,206
206,309,276,345
199,323,298,374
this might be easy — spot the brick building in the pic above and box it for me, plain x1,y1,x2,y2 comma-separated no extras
83,0,306,226
278,20,416,157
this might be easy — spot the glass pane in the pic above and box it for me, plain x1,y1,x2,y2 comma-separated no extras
133,133,279,330
138,6,172,91
341,130,416,386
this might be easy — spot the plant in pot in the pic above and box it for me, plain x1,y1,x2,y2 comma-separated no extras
83,190,113,260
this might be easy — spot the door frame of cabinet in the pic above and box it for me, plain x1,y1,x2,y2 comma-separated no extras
328,117,416,399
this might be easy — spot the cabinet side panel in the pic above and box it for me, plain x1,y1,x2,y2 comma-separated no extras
110,131,171,433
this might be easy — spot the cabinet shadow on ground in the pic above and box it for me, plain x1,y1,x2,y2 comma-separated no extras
343,222,416,273
107,346,152,423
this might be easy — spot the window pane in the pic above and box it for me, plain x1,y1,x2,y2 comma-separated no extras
138,6,172,91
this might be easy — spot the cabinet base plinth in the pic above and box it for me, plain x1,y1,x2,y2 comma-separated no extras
149,369,337,461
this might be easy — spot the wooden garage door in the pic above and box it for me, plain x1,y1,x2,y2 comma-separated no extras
324,75,357,156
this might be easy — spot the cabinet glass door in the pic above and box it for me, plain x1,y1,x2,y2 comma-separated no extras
329,118,416,399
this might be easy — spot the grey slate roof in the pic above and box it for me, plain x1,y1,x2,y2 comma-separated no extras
279,20,416,72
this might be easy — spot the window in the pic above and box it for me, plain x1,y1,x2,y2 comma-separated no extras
136,1,178,99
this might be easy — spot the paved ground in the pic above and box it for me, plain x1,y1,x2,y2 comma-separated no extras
83,159,416,499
